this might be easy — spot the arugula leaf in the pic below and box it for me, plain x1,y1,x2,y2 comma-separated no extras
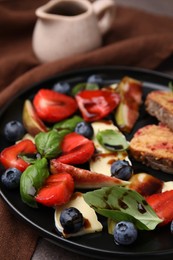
35,129,63,159
83,186,162,230
96,129,129,151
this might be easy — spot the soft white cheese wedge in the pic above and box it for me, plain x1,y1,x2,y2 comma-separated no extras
16,133,35,143
90,152,129,176
162,181,173,192
22,133,35,142
102,83,118,91
54,192,103,238
90,120,130,176
91,120,120,154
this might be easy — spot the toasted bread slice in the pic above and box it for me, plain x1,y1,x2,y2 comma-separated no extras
145,90,173,131
129,124,173,174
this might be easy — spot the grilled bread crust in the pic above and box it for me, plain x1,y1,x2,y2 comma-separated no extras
129,124,173,174
145,90,173,131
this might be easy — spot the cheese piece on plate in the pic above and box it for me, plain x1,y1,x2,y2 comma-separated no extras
54,192,103,238
162,181,173,192
91,120,119,154
90,152,129,176
90,120,130,176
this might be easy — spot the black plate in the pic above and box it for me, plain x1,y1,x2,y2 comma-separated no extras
1,66,173,260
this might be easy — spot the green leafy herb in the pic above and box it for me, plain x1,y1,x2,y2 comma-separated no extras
96,129,129,151
35,129,63,159
20,158,49,207
71,83,99,96
83,186,162,230
53,115,83,132
18,153,41,164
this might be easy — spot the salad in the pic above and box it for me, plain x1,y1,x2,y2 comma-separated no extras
0,73,173,247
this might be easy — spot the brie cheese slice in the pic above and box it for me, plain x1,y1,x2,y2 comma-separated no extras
54,192,103,238
90,120,130,176
162,181,173,192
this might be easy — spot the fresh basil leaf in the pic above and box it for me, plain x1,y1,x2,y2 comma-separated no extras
57,129,71,138
18,153,41,164
53,115,83,132
20,158,49,208
83,186,162,230
71,83,99,96
96,129,129,151
86,83,99,90
35,129,63,159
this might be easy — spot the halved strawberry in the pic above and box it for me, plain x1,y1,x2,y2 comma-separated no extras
50,161,128,189
55,132,95,165
146,190,173,226
33,89,78,123
0,139,37,172
35,173,74,207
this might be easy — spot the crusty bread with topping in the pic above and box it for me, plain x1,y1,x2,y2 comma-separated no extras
145,90,173,131
129,124,173,174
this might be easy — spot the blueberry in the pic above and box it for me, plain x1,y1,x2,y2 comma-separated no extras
75,121,94,139
52,81,71,94
111,160,133,181
60,207,84,233
170,220,173,234
4,120,25,142
1,168,21,189
87,74,103,85
114,221,138,245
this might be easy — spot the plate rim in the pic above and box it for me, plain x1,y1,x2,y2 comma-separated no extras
1,65,173,259
1,65,173,114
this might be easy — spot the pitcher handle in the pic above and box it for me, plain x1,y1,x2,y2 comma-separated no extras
92,0,115,35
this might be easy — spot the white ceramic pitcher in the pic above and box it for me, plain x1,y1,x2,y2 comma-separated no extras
32,0,115,62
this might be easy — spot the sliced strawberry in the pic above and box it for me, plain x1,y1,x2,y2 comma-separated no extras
0,139,37,172
75,89,120,122
35,173,74,207
50,161,128,189
33,89,78,123
56,132,95,165
146,190,173,226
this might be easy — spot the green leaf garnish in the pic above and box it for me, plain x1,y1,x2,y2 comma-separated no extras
18,153,41,164
35,129,64,159
83,186,162,230
20,158,49,208
96,129,129,151
71,82,99,96
53,115,83,132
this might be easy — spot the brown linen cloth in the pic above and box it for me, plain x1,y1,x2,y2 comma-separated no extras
1,1,173,259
